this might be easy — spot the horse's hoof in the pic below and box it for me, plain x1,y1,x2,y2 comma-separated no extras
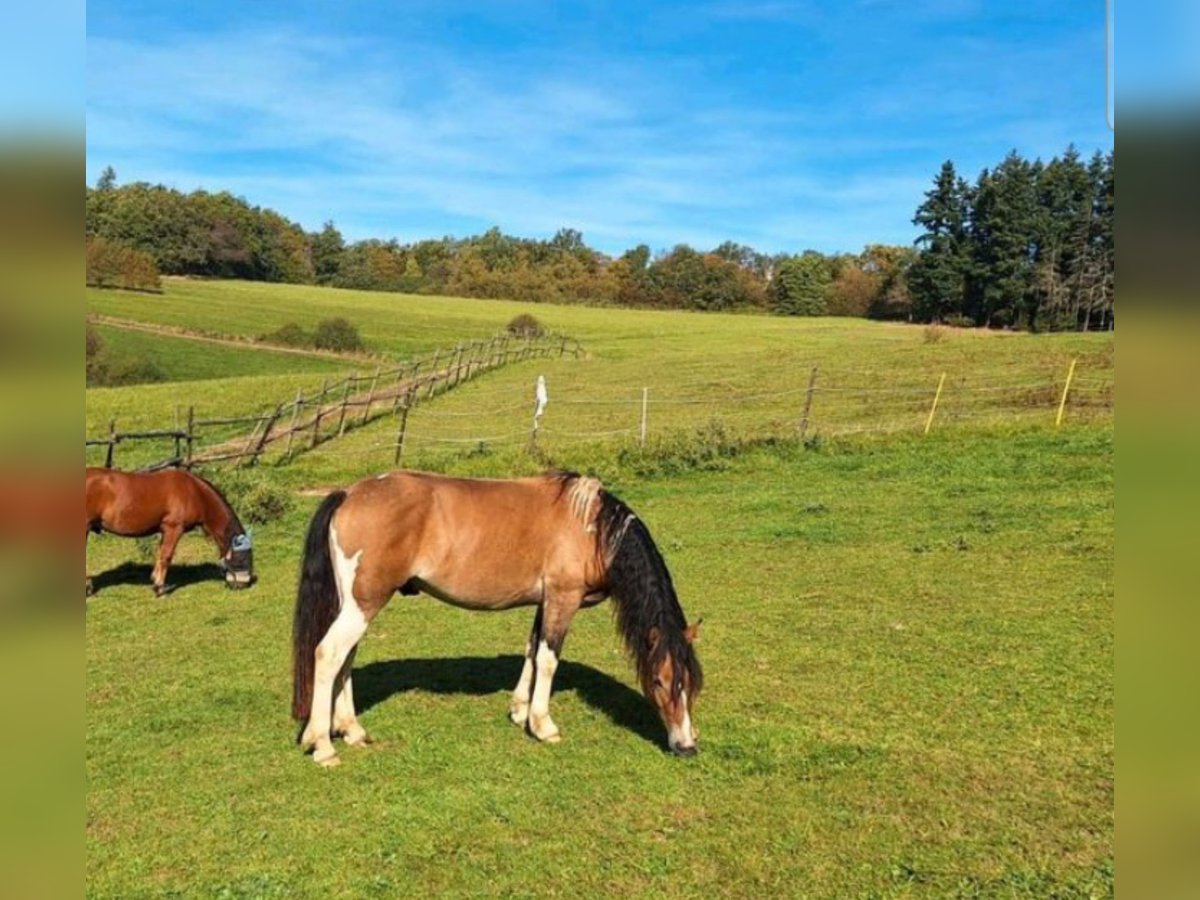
153,586,168,598
509,704,530,727
314,750,341,768
529,718,561,743
342,725,372,746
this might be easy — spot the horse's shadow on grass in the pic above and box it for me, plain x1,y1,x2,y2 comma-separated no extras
354,655,665,750
89,562,226,596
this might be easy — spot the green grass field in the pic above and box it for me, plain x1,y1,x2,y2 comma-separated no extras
85,281,1114,897
92,324,350,383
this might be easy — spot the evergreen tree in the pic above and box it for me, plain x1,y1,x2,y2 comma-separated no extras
771,252,831,316
311,221,346,283
909,160,970,322
965,152,1039,327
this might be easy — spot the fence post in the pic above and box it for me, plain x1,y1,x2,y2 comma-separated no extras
799,367,819,439
283,390,303,459
105,418,116,468
360,365,382,426
337,375,356,436
394,387,414,466
173,406,183,463
640,387,649,446
427,350,441,399
310,378,330,449
392,363,411,414
1056,358,1077,427
924,372,947,435
560,336,568,357
246,404,284,467
185,406,195,467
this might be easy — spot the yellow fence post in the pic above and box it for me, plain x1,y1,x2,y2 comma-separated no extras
1056,358,1077,427
924,373,946,435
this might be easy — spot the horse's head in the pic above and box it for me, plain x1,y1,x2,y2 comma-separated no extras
643,621,703,757
223,531,255,589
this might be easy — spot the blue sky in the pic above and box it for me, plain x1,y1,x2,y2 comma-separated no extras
86,1,1112,255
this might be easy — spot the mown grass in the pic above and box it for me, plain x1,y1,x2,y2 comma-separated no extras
85,424,1113,897
92,324,350,384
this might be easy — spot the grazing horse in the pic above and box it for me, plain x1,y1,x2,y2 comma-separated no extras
292,471,703,766
85,467,255,597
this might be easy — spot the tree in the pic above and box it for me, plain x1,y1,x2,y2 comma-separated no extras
909,160,971,322
96,166,117,191
965,152,1040,328
311,221,345,283
771,252,831,316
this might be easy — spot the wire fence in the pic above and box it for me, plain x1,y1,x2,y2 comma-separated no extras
85,332,583,471
334,357,1114,464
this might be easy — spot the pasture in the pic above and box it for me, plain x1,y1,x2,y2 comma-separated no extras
85,281,1114,897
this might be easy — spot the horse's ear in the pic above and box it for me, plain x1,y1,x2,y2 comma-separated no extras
684,619,703,644
647,626,661,651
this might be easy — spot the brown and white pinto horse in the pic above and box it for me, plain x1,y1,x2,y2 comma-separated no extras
85,467,255,597
292,471,703,766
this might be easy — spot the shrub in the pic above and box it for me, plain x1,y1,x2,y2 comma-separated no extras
312,317,365,352
260,322,312,347
507,313,545,337
923,324,946,344
213,470,293,525
86,237,162,292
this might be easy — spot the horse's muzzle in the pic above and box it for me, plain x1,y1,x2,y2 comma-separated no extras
670,743,698,758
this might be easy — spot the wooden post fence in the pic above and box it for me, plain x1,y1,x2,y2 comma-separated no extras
427,350,441,399
337,375,357,436
105,419,116,468
360,365,382,426
185,406,195,467
283,390,304,459
394,386,416,466
310,379,330,449
246,404,284,466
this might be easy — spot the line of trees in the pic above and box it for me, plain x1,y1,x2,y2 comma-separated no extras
909,147,1114,330
86,147,1112,330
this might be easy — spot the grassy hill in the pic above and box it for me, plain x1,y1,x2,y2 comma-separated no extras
85,280,1114,897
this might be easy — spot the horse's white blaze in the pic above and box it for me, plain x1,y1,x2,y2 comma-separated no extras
528,640,561,740
306,525,369,764
668,690,696,752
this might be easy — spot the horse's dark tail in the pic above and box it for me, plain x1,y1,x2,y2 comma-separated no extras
292,490,347,722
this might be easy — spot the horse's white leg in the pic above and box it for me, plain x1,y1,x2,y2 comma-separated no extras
527,639,562,742
509,608,543,727
332,648,370,746
301,603,367,766
300,530,368,767
527,593,581,744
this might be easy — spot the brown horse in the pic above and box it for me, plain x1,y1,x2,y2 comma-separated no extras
85,467,255,597
292,470,703,766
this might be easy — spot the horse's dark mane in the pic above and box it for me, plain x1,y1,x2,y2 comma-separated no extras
595,489,703,699
188,469,244,545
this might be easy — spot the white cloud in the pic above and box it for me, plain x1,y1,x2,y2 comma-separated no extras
86,28,944,254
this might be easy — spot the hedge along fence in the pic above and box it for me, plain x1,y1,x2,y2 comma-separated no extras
85,332,583,472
